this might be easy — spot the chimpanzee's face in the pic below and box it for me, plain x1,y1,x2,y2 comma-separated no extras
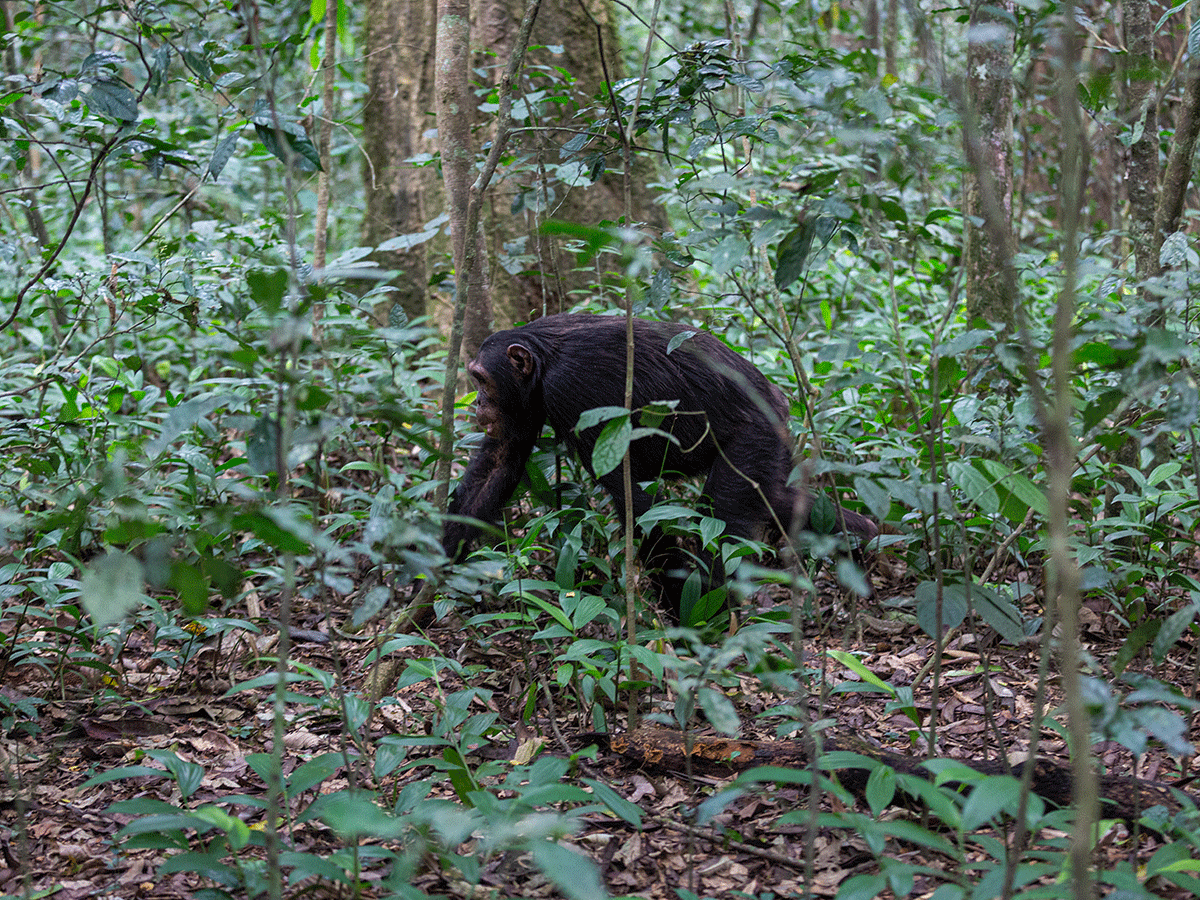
467,359,505,438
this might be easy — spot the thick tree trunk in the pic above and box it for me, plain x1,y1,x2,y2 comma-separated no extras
362,0,664,335
962,0,1015,329
479,0,665,326
362,0,441,326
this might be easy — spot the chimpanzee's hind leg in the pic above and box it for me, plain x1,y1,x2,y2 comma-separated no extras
692,438,790,616
596,469,693,623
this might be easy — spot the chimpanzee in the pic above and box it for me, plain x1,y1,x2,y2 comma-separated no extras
441,313,877,620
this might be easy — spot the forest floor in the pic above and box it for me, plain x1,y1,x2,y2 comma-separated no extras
2,557,1198,900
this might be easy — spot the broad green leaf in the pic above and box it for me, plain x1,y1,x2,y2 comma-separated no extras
666,330,697,353
576,405,627,433
287,752,345,798
865,765,896,816
170,561,209,617
582,777,643,827
81,551,146,626
591,413,631,477
1146,461,1182,486
961,775,1021,831
975,459,1048,522
711,234,749,275
231,509,310,554
80,765,166,789
972,584,1026,645
853,476,892,522
146,393,224,457
87,79,138,121
529,841,606,900
189,806,251,850
247,268,289,313
915,580,967,637
208,128,242,180
948,460,999,515
254,120,322,171
775,222,816,289
836,873,887,900
697,686,741,735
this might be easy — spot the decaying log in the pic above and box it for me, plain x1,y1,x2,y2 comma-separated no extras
585,727,1198,822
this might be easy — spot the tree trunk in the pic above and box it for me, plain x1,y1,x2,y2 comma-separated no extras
478,0,665,326
1155,54,1200,240
362,0,664,336
962,0,1015,329
435,0,492,355
361,0,442,326
1124,0,1159,286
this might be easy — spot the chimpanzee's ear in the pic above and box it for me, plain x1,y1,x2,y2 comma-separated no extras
506,342,536,380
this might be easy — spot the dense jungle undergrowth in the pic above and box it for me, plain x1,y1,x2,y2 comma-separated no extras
3,1,1200,899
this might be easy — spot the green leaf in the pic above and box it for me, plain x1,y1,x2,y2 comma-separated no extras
310,791,409,839
1146,461,1181,487
948,460,999,515
975,459,1048,522
808,494,837,533
591,413,631,477
208,128,242,180
528,841,606,900
86,79,138,121
80,765,167,789
961,775,1021,831
189,806,251,850
941,328,994,356
697,686,741,735
826,649,893,693
666,330,697,354
853,476,892,522
247,268,289,313
231,510,310,554
1082,388,1124,433
775,222,815,290
582,777,643,827
569,594,608,629
246,415,280,474
1113,619,1158,674
711,234,750,276
699,515,724,548
81,551,146,626
1152,602,1198,662
170,561,209,617
972,584,1026,645
836,873,887,900
146,393,225,457
865,765,896,815
254,120,322,171
914,580,967,637
540,220,620,259
156,849,239,883
575,405,628,433
145,750,205,801
279,850,347,883
837,557,872,598
287,752,345,797
647,266,673,310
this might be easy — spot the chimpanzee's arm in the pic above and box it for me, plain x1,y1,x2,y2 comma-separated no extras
442,429,538,561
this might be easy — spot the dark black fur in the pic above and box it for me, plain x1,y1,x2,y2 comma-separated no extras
442,313,876,619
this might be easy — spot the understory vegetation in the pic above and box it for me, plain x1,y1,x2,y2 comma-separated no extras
1,2,1200,899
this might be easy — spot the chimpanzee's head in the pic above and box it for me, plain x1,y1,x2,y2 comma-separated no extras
466,338,539,437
